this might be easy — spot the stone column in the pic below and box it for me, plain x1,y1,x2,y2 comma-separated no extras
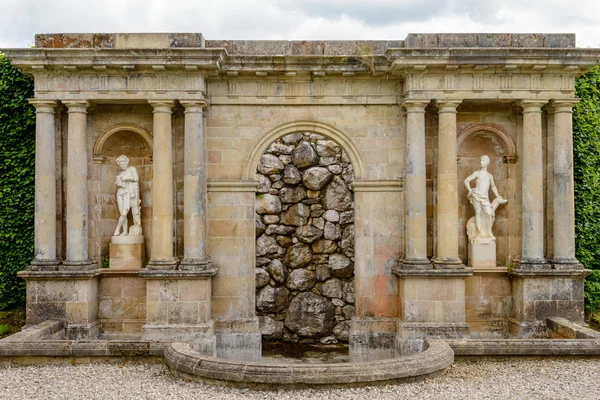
147,100,177,269
402,100,431,269
29,100,60,270
433,100,463,268
518,100,547,268
552,99,580,268
62,101,92,269
180,100,211,270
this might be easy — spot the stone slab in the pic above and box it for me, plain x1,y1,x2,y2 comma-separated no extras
468,241,496,268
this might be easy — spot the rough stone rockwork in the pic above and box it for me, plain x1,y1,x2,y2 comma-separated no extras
255,132,355,344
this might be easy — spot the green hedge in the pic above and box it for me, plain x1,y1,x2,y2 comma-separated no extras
0,55,35,310
573,64,600,312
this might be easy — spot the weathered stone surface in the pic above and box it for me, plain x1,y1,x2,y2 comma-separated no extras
343,305,356,320
291,142,318,168
256,257,271,267
280,203,311,226
333,321,350,341
312,254,329,264
266,259,287,285
295,225,323,244
302,167,333,190
319,157,338,166
280,186,306,203
283,243,312,268
312,217,325,230
256,174,271,193
319,278,343,298
341,225,354,250
256,194,282,215
255,268,270,289
256,215,266,237
339,210,354,225
282,132,303,145
256,234,279,256
269,142,294,155
319,336,337,344
282,164,302,185
259,316,284,340
286,269,317,291
316,140,340,157
263,215,279,224
312,240,338,254
285,293,335,337
343,281,355,304
323,210,340,222
257,286,290,313
328,164,343,175
329,254,353,278
258,154,284,175
323,177,352,211
316,265,332,281
266,225,296,235
324,222,341,240
276,235,293,248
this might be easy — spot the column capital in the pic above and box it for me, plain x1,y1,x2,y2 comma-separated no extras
401,99,430,113
516,100,547,113
181,99,209,113
62,100,90,114
28,99,58,113
148,100,175,114
436,100,462,113
550,99,580,113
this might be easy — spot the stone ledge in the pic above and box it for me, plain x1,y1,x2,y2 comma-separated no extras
351,180,404,192
17,269,102,280
0,320,64,342
207,179,258,192
546,317,600,339
392,267,473,278
447,338,600,356
510,268,592,277
165,340,453,388
138,268,217,279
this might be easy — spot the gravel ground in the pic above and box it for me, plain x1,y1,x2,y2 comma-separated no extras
1,359,599,399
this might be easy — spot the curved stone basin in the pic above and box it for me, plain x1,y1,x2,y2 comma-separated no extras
165,340,454,388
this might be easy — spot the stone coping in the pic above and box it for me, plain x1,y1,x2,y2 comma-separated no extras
510,268,592,277
392,267,473,278
138,268,218,279
164,340,454,388
17,269,102,280
447,339,600,356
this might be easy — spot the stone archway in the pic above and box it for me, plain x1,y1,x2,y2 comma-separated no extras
254,130,357,345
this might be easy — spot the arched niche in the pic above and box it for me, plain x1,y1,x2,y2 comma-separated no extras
243,120,366,180
94,124,153,160
457,123,516,161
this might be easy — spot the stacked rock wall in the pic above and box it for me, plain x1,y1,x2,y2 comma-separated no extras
255,132,355,344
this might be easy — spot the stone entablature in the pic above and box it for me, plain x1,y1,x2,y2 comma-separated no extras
3,33,599,359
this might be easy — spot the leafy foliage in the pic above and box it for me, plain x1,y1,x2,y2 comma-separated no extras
0,55,35,310
573,65,600,312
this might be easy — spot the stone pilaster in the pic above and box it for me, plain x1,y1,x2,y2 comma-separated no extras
551,99,581,268
180,100,211,271
29,100,60,271
432,100,463,269
402,100,431,269
147,100,178,270
518,100,547,269
62,101,93,270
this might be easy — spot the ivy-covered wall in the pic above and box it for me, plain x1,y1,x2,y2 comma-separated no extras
573,65,600,315
0,55,35,310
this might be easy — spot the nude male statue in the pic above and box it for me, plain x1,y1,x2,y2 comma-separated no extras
464,155,507,243
113,154,142,236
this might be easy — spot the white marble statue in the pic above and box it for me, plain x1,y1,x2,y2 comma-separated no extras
113,154,142,236
464,155,507,243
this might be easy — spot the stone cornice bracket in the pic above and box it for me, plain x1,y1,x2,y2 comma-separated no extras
148,100,175,113
28,99,58,113
180,99,209,112
61,100,90,113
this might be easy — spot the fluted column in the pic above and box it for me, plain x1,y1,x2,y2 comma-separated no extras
518,100,547,268
62,101,92,269
433,101,463,268
147,100,177,269
402,100,431,268
29,100,60,270
180,100,211,270
552,99,580,267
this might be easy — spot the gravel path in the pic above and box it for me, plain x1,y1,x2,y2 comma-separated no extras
1,359,599,399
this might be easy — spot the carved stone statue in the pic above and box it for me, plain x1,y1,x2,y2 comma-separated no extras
464,155,507,244
113,154,142,236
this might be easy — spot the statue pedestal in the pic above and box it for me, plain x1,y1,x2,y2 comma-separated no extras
109,235,144,269
468,240,496,269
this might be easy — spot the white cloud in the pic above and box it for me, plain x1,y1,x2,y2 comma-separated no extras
1,0,599,47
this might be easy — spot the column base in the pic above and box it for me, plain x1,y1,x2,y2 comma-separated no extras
518,257,549,270
29,259,60,271
146,258,179,270
60,260,96,271
400,258,432,270
551,257,584,270
215,318,261,362
349,318,397,362
179,257,212,271
432,257,465,269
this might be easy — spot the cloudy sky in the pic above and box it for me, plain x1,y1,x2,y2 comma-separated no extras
1,0,600,48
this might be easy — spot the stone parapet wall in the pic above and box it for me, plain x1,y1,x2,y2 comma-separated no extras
255,132,355,344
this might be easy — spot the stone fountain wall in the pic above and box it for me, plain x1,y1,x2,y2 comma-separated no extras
255,132,355,344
